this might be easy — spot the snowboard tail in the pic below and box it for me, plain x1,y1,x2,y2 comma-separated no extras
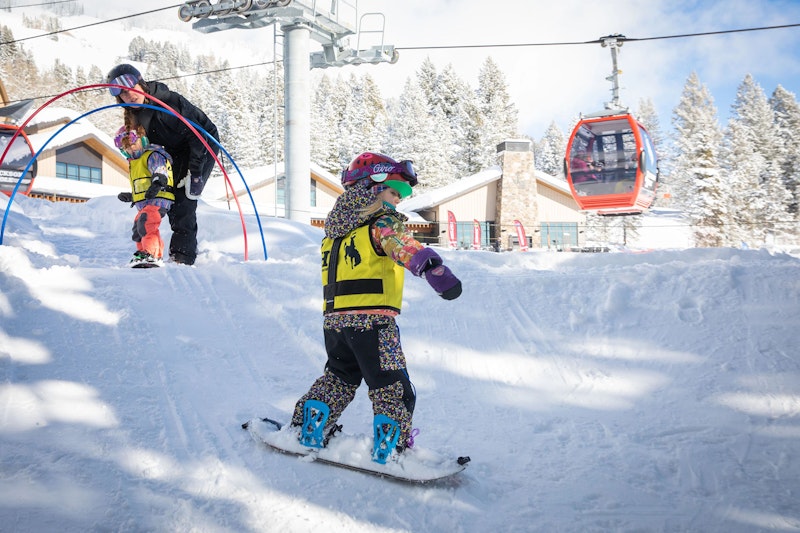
242,417,469,484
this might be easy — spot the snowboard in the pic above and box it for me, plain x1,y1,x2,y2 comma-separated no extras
242,417,470,484
129,256,163,268
130,261,161,269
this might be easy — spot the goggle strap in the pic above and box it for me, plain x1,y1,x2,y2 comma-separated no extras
342,161,417,185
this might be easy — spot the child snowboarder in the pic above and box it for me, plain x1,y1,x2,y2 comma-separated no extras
114,125,175,268
290,152,462,464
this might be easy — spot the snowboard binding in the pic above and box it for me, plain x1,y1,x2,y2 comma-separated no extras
372,414,401,464
299,400,330,448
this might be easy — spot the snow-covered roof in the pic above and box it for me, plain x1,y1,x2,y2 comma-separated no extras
30,175,126,198
397,165,572,215
23,106,119,154
398,166,503,212
534,169,572,194
203,161,342,201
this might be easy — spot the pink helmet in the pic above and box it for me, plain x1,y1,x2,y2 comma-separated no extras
341,152,418,187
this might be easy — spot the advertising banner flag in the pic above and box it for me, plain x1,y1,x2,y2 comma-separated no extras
447,210,457,249
514,220,529,251
472,219,481,250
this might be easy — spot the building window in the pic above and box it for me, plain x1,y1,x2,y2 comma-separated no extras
277,175,285,205
455,220,490,249
56,162,101,184
276,177,317,207
540,222,578,250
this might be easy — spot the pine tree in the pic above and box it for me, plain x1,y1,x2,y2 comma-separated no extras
310,74,341,173
384,77,454,190
435,64,480,178
254,62,284,166
475,57,520,169
725,74,790,246
187,55,228,176
41,59,75,110
416,57,438,105
535,121,566,177
636,98,663,158
770,85,800,218
224,69,261,171
338,73,387,159
671,72,725,246
0,25,38,102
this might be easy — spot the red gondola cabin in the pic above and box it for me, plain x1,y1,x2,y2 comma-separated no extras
565,113,658,215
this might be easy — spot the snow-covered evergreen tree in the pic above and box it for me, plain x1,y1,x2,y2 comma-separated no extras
770,85,800,218
384,78,454,190
40,59,75,110
636,98,664,158
222,69,261,170
725,74,790,246
416,57,438,105
430,64,479,178
256,61,284,166
310,74,341,173
475,57,519,169
535,121,566,177
337,73,387,161
671,72,726,247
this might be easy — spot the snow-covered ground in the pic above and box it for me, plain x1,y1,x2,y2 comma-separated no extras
1,191,799,532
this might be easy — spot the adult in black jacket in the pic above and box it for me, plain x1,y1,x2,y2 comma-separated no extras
107,63,219,265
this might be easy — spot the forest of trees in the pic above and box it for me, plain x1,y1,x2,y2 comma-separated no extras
1,12,799,248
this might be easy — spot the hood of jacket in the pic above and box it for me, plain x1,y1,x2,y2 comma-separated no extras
324,180,408,239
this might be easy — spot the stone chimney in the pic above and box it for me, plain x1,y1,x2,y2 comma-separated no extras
496,139,538,249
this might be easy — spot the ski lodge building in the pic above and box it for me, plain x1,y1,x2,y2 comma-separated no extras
202,139,588,251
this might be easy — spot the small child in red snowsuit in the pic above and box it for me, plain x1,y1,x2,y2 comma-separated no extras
114,125,175,267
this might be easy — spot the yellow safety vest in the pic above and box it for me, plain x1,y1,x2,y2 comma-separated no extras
321,224,404,313
130,150,175,203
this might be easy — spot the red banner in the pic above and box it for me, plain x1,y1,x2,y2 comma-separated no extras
514,220,529,251
472,219,481,250
447,210,457,249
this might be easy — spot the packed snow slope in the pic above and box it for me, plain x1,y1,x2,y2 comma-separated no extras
1,194,799,533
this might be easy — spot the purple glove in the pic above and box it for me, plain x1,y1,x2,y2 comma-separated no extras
422,264,462,300
408,247,443,277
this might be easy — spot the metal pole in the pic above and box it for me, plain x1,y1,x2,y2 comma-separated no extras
601,35,625,111
283,22,311,224
273,24,279,218
608,41,621,109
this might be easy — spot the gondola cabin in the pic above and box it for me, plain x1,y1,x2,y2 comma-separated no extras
565,113,658,215
0,124,37,196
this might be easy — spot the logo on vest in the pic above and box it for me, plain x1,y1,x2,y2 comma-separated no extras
344,235,361,268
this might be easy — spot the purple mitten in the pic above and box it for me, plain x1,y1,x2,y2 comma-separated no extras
422,264,462,300
408,247,443,277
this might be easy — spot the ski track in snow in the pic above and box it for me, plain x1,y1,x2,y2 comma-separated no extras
1,195,800,532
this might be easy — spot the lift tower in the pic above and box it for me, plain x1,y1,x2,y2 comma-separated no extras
178,0,398,223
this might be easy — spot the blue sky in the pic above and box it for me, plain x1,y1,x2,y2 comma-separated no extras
72,0,800,140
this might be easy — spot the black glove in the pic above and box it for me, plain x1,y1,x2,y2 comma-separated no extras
145,178,164,200
117,191,133,204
